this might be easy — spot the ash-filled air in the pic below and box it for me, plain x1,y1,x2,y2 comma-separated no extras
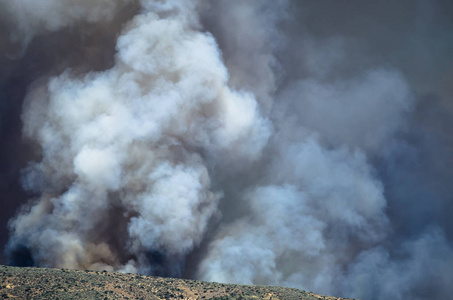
1,1,453,300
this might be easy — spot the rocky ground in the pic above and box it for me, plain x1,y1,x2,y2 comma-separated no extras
0,265,353,299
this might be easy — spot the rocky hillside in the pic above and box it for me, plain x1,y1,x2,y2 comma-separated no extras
0,265,353,299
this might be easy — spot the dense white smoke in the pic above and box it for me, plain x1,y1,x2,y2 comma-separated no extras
1,1,453,300
6,0,270,274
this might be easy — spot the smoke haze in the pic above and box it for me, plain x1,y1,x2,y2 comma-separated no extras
1,1,453,299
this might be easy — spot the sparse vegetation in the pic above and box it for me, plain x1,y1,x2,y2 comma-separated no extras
0,265,354,300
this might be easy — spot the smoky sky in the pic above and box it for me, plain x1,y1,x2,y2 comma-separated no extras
1,1,453,300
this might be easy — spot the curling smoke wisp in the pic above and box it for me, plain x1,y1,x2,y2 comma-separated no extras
1,1,453,299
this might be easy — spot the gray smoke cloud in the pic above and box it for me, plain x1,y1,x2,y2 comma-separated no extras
1,1,453,299
3,0,133,46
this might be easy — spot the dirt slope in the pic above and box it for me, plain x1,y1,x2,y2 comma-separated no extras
0,265,354,299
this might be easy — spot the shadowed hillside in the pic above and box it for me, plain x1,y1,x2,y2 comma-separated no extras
0,265,353,300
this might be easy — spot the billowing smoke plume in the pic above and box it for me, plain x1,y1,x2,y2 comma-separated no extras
1,1,453,299
5,0,271,275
